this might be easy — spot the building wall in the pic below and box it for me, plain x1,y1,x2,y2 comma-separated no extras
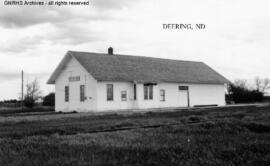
137,83,225,109
55,57,97,112
96,82,135,111
95,82,226,111
135,83,160,109
189,84,226,106
158,83,186,108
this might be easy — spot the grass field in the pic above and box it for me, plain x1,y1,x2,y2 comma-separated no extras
0,105,270,166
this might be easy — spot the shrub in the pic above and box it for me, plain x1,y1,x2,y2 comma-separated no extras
23,96,35,108
43,93,55,106
227,83,263,103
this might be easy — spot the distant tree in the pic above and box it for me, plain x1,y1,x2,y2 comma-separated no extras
255,77,270,94
234,79,249,89
227,79,263,103
43,93,55,106
24,79,42,108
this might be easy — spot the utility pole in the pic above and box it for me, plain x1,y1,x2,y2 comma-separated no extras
21,70,24,111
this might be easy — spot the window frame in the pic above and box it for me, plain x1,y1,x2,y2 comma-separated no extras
80,85,85,102
65,86,69,102
160,89,165,101
121,91,127,101
107,84,114,101
149,85,153,100
144,84,153,100
144,85,148,100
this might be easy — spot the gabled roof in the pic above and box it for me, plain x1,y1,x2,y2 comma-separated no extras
47,51,230,84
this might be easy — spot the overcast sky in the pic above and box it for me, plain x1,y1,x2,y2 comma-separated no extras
0,0,270,100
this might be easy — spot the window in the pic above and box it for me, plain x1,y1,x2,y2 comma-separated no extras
134,84,137,100
149,85,153,100
144,85,148,100
160,89,165,101
107,84,113,101
65,86,69,102
121,91,127,101
179,86,189,91
144,85,153,100
80,85,85,102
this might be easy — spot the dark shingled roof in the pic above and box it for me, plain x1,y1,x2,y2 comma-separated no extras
63,51,229,84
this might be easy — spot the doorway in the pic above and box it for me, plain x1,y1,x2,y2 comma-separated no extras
179,86,190,107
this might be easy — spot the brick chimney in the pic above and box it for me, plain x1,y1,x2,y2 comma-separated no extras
108,47,113,55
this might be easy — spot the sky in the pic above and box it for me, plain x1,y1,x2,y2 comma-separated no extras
0,0,270,100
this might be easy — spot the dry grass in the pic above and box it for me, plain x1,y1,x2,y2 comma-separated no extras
0,105,270,166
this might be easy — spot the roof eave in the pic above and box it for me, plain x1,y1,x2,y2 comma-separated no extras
46,51,73,85
97,79,229,85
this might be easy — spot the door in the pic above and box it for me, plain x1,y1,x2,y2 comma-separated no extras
179,86,190,107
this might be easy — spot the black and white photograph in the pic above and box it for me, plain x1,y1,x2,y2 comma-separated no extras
0,0,270,165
